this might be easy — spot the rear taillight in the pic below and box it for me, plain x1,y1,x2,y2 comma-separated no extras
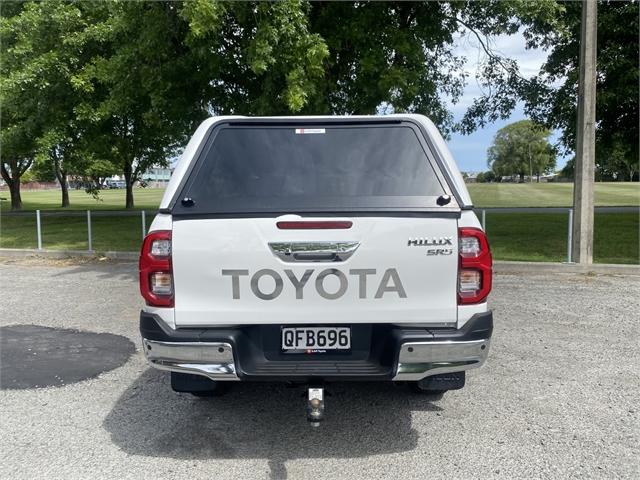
139,230,173,307
458,227,492,305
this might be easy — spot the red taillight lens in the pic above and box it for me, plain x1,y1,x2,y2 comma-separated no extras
458,227,492,305
139,230,173,307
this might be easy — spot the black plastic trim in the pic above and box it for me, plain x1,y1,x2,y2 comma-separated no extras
139,311,493,381
170,210,462,221
228,119,404,127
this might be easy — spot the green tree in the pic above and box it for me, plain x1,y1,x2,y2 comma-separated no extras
1,1,113,208
0,128,33,211
560,157,575,180
2,0,566,210
70,2,208,208
524,0,639,181
1,3,37,211
475,171,497,183
180,0,563,136
487,120,556,182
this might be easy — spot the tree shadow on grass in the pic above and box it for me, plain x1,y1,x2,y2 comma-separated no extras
104,369,443,478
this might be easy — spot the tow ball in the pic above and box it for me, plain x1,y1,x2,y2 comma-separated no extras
306,387,325,426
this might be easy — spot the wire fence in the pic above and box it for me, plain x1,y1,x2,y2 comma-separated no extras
1,209,151,253
1,207,638,263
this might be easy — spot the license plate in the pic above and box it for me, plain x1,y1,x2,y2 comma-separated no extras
281,327,351,351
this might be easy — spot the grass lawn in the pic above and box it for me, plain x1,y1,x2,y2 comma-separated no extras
0,182,637,212
486,212,638,264
468,182,639,207
0,183,638,263
0,214,144,251
0,188,164,212
1,210,637,264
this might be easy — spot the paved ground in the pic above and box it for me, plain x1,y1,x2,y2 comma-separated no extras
1,257,638,479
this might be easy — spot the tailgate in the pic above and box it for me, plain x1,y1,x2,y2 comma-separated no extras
173,216,458,326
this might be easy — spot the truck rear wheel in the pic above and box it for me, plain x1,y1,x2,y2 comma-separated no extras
189,384,230,398
171,372,231,397
409,383,447,397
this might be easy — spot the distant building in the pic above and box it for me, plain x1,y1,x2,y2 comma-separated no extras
140,167,173,187
464,172,479,183
99,165,173,188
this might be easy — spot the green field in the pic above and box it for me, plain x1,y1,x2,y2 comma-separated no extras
0,182,638,212
486,212,638,264
0,214,143,252
2,210,637,263
467,182,639,208
0,187,164,212
0,183,638,263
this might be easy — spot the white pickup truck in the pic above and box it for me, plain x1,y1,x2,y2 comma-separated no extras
139,115,492,422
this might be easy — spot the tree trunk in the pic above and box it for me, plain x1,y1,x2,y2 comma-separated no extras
123,161,134,209
60,180,70,208
125,182,134,209
1,161,23,211
9,181,23,211
54,162,70,208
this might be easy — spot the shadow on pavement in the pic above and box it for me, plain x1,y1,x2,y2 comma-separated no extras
51,260,137,281
104,369,443,478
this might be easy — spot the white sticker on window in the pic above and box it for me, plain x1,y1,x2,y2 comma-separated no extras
295,128,326,134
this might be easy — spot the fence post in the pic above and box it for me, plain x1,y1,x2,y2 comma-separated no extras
567,208,574,263
36,210,42,250
141,210,146,239
87,210,93,252
481,209,486,232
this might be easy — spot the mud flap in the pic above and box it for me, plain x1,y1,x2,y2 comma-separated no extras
417,371,466,391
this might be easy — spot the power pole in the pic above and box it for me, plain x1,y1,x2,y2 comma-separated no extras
572,0,597,264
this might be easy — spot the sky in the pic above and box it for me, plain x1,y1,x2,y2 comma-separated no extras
446,29,569,173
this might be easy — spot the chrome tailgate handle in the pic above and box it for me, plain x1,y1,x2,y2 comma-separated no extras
269,242,360,262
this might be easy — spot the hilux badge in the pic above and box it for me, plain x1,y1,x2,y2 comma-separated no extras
407,237,453,247
407,237,454,256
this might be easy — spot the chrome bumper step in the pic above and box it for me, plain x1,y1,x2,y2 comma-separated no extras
392,339,490,381
143,339,239,380
142,337,490,382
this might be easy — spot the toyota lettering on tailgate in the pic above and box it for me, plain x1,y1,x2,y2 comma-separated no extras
221,268,407,300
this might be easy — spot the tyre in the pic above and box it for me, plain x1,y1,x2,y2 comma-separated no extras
189,383,230,398
409,382,446,397
171,372,231,397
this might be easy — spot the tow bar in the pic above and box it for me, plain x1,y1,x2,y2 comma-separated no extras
306,387,325,426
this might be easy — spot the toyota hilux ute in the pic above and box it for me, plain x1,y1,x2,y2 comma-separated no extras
139,114,493,422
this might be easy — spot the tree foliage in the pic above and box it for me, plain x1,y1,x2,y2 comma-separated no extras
71,1,213,208
1,1,111,208
524,0,639,181
178,0,563,135
13,0,633,212
487,120,556,182
475,171,497,183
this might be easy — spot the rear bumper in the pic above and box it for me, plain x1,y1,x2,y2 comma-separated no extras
140,311,492,382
